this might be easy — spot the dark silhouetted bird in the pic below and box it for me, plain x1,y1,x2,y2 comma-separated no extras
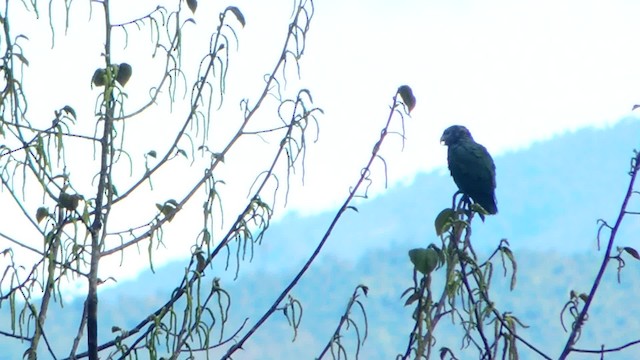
440,125,497,214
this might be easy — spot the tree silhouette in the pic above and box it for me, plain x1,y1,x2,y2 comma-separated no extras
0,0,416,358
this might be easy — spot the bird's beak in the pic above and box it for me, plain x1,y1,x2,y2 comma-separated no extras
440,135,447,145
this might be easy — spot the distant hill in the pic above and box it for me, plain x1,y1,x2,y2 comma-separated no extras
6,249,638,359
247,117,640,272
3,119,640,359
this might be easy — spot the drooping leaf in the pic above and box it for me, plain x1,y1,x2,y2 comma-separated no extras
15,53,29,66
624,246,640,260
187,0,197,13
147,150,157,158
428,244,445,265
196,252,206,273
226,6,246,27
397,85,416,113
156,200,179,222
408,248,439,275
404,291,420,306
434,208,455,236
62,105,76,120
212,152,225,162
36,207,49,223
116,63,132,87
360,285,369,295
59,192,81,211
92,68,106,87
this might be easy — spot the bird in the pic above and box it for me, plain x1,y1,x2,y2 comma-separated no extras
440,125,498,214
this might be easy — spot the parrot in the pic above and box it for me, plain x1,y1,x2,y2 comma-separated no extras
440,125,497,214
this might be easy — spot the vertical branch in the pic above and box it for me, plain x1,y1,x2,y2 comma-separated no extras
26,220,62,359
558,151,640,359
86,1,115,358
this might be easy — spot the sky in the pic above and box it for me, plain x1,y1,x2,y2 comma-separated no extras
3,0,640,294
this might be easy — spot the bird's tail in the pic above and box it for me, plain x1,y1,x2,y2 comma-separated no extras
475,195,498,215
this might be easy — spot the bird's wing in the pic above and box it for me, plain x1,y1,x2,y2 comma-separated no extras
448,140,496,193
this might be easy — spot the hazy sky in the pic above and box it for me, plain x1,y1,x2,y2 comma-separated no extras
259,0,640,214
5,0,640,294
15,0,640,212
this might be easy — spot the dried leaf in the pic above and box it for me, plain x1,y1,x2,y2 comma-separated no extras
187,0,197,13
226,6,246,27
62,105,76,119
59,192,81,211
116,63,132,87
397,85,416,113
36,207,49,223
196,252,206,273
156,200,179,222
624,246,640,260
92,68,106,87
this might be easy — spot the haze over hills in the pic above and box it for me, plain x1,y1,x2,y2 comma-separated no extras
2,118,640,359
246,117,640,272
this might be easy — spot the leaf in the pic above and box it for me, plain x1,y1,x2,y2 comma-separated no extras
404,291,420,306
408,248,439,275
196,252,206,273
187,0,197,13
116,63,132,87
428,244,445,265
59,192,81,211
36,207,49,223
156,200,179,222
212,152,225,162
360,285,369,296
177,149,187,158
15,53,29,66
434,208,455,236
397,85,416,113
633,104,640,111
226,6,246,27
147,150,157,158
470,202,490,215
92,68,106,87
500,246,518,290
440,347,453,360
624,246,640,260
62,105,76,119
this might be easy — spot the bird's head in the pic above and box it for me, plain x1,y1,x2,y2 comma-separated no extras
440,125,473,146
